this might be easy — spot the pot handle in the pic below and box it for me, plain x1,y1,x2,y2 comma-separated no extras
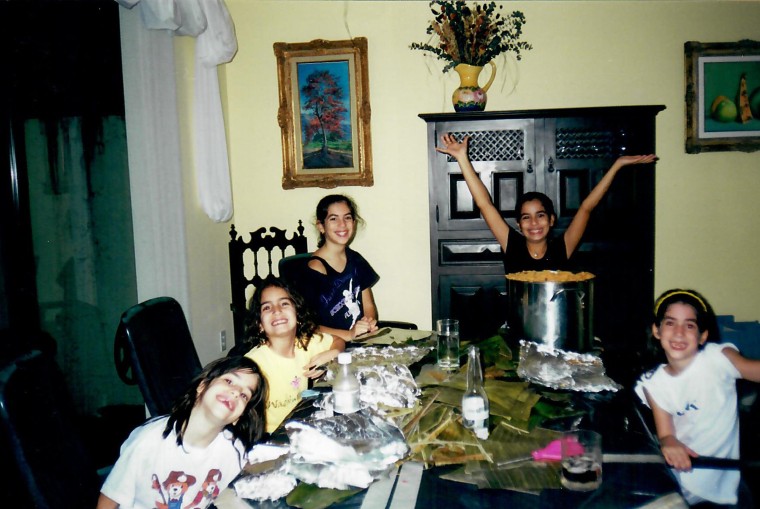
550,288,586,303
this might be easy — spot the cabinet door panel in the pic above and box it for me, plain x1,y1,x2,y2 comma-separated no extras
543,117,620,231
439,274,507,340
493,171,525,223
432,120,535,232
558,168,590,216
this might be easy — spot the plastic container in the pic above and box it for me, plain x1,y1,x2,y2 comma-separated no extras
332,352,361,414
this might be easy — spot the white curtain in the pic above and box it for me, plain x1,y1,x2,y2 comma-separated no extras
119,4,191,310
116,0,236,223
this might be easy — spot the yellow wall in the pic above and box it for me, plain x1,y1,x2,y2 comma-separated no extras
177,1,760,361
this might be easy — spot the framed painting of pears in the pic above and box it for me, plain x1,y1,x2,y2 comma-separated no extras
274,37,373,189
685,39,760,153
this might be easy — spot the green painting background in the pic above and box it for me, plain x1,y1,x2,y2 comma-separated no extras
702,59,760,133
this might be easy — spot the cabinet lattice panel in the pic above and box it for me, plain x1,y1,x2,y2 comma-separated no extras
555,127,621,159
444,130,525,162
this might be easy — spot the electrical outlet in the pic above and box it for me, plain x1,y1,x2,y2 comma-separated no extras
220,330,227,351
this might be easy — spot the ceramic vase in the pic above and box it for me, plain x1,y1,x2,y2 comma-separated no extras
452,62,496,112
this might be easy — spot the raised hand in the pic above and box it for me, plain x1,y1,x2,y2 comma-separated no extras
436,133,470,160
615,154,658,168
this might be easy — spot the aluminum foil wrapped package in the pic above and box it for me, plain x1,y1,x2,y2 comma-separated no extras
284,409,410,490
349,345,433,367
233,444,297,502
325,345,430,409
517,340,621,392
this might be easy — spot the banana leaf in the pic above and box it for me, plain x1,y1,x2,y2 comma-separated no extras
285,483,361,509
448,426,565,492
493,415,532,434
401,400,493,466
532,398,585,420
478,462,562,492
415,365,462,387
406,402,455,444
471,334,514,370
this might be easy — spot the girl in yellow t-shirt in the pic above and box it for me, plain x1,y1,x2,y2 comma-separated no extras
242,275,345,433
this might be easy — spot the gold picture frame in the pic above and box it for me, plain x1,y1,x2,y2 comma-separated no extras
274,38,373,189
685,39,760,153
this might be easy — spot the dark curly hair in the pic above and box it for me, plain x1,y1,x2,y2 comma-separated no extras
163,355,267,452
243,275,319,351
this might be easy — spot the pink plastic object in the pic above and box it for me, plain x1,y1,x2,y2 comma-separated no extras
531,437,585,462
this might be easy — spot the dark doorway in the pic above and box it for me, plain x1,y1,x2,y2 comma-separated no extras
1,0,143,436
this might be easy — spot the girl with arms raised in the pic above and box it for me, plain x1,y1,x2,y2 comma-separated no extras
436,134,657,273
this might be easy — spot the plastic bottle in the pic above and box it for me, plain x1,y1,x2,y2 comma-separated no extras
462,345,490,439
332,352,361,414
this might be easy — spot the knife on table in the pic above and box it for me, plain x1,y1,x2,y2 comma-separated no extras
353,327,392,342
602,453,758,470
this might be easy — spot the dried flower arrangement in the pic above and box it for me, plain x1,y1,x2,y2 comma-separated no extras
410,0,532,72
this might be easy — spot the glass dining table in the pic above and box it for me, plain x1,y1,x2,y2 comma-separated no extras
214,332,688,509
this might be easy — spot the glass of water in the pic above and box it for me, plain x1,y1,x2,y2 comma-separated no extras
561,430,602,491
436,318,460,371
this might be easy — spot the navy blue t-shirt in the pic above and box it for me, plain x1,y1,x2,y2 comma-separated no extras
296,248,379,330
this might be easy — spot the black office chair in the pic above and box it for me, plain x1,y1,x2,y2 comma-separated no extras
228,222,308,344
0,348,102,509
114,296,202,417
278,253,418,331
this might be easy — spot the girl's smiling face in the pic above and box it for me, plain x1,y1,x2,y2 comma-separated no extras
652,302,708,372
518,199,554,242
199,370,260,425
318,201,355,246
259,286,298,340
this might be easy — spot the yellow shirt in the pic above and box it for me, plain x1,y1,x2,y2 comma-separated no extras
245,333,334,433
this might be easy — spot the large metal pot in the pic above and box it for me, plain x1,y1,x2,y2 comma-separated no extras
506,271,595,352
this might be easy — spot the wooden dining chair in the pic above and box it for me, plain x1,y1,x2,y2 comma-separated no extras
228,222,308,344
114,296,202,417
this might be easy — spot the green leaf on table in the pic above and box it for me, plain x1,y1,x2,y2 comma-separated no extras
285,483,362,509
478,461,562,492
537,390,574,402
532,399,586,420
473,334,513,367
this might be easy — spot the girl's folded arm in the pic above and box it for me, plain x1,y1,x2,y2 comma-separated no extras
646,389,696,471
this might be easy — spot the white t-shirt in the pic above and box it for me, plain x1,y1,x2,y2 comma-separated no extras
635,342,741,505
246,333,334,433
100,417,248,509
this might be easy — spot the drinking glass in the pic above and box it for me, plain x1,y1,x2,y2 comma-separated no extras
561,430,602,491
436,318,460,371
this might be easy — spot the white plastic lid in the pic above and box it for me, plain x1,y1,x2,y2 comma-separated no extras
337,352,352,364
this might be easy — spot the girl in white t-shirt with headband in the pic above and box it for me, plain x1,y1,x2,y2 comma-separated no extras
635,289,760,506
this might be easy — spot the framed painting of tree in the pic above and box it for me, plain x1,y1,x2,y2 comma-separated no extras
274,38,373,189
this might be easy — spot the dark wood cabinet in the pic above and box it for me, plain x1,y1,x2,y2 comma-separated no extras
420,106,665,358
